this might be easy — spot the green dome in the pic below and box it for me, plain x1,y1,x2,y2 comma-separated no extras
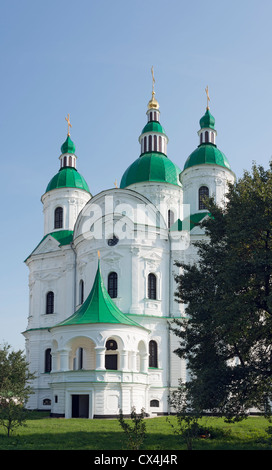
199,109,215,129
120,152,181,188
141,121,166,135
46,167,90,193
183,144,231,171
61,135,76,154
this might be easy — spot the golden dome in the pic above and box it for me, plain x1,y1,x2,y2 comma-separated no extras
147,91,159,109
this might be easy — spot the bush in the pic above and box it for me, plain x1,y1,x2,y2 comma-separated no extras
118,407,146,450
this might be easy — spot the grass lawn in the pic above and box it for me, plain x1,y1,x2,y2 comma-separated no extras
0,412,271,450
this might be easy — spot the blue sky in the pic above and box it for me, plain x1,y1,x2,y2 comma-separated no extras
1,0,272,350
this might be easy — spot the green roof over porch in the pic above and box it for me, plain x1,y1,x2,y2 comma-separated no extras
54,259,145,328
170,212,210,231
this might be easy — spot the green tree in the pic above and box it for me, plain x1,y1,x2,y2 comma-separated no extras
168,380,203,450
172,162,272,422
118,407,146,450
0,344,35,436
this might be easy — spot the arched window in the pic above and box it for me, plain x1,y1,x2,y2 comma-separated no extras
150,399,159,407
108,272,118,298
205,131,209,143
105,339,118,370
73,347,84,370
159,135,162,153
75,347,83,370
199,186,209,210
168,209,174,228
46,291,54,314
45,348,52,373
54,207,63,229
149,340,158,368
154,135,157,151
148,135,152,151
43,398,51,405
148,273,157,300
211,132,215,144
79,280,84,304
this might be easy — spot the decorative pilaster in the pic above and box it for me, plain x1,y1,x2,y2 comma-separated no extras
129,247,142,314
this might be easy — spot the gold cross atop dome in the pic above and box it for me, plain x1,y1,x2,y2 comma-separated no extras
65,114,72,136
151,66,155,95
148,66,159,110
205,86,210,110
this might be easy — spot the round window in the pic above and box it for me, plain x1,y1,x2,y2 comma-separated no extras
106,339,118,350
107,235,119,246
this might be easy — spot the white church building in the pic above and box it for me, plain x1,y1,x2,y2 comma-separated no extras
23,81,235,418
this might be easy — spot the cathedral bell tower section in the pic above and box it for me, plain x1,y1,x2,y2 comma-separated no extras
120,68,183,226
41,115,91,235
181,88,235,214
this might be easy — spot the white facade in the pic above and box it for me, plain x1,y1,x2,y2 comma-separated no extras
23,98,235,418
42,187,91,234
182,165,235,215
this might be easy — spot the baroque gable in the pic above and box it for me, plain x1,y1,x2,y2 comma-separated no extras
30,235,63,257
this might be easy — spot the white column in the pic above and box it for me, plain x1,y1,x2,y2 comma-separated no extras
130,350,137,371
120,349,129,371
51,352,58,372
95,347,106,370
59,348,70,371
141,353,149,373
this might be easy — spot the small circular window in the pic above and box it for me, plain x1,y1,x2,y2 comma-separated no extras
107,235,119,246
106,339,118,350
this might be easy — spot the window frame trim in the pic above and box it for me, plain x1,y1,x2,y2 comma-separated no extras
54,206,64,229
46,291,54,315
198,185,210,211
107,271,118,299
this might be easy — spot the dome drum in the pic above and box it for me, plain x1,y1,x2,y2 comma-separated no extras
147,108,160,122
59,153,77,169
